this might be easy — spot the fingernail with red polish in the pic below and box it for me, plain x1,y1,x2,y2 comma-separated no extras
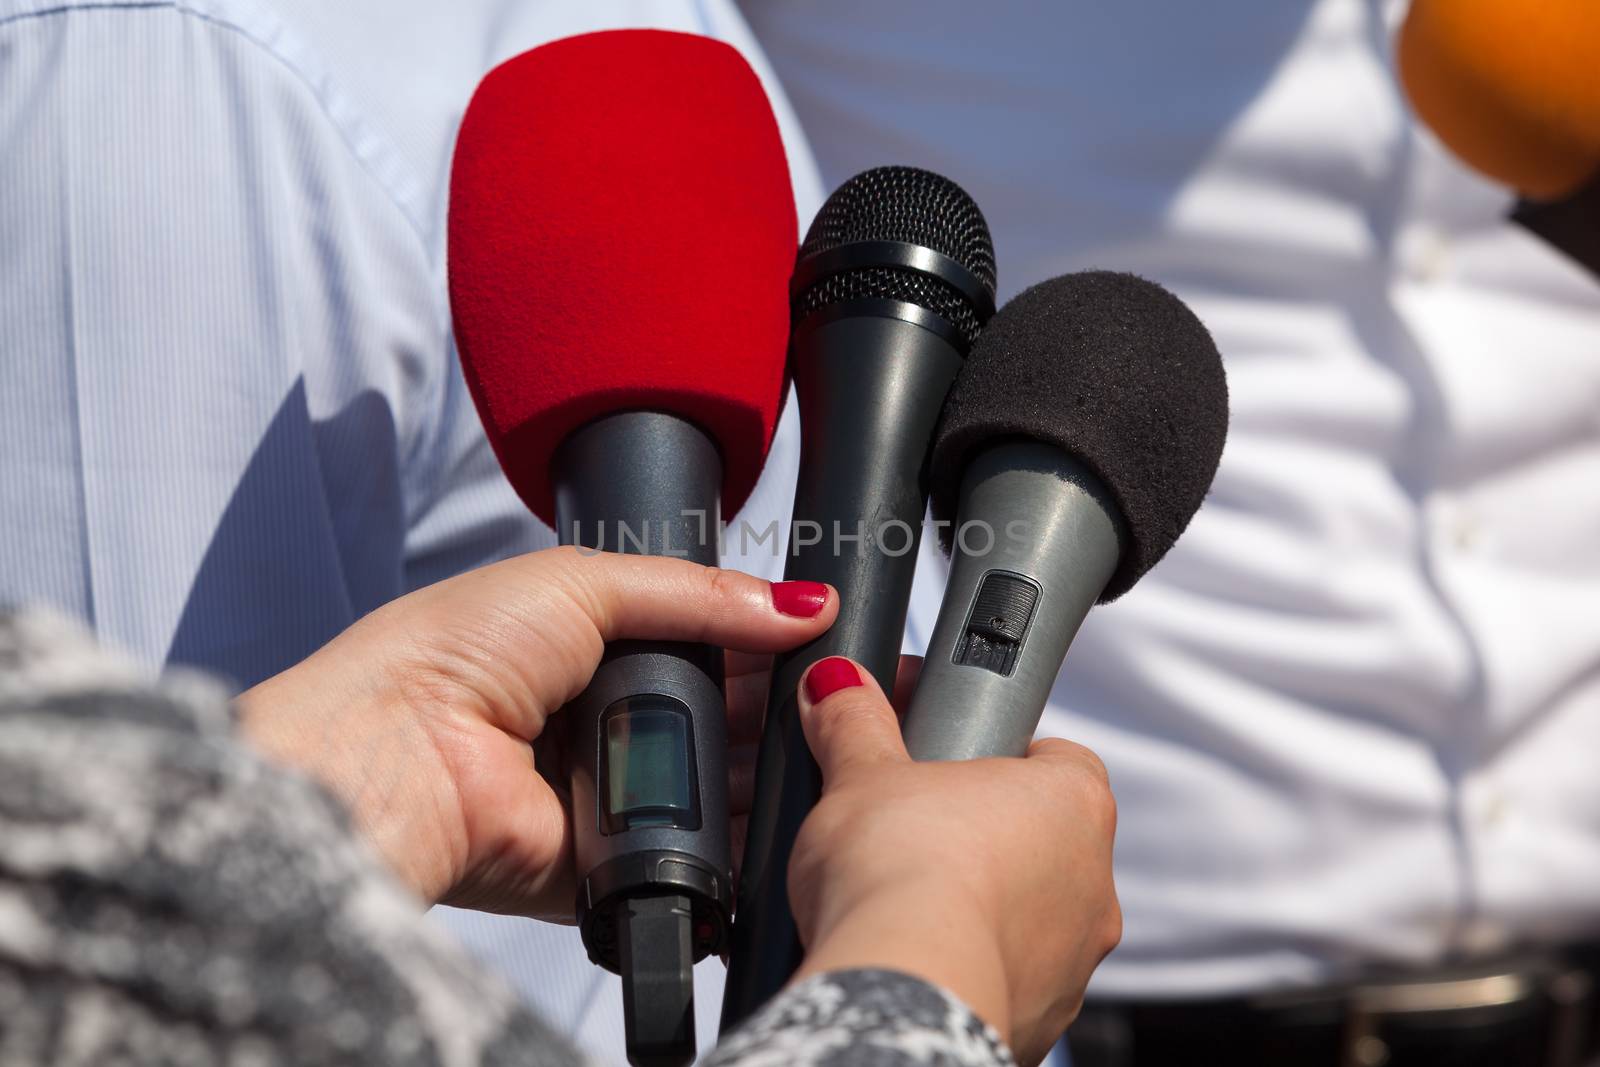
805,657,862,703
771,580,829,618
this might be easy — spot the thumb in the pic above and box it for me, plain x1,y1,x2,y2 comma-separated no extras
797,657,910,783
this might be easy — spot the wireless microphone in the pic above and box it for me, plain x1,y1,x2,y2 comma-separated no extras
448,30,795,1067
902,272,1228,761
723,167,996,1029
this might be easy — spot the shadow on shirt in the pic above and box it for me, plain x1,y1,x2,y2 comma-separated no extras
167,378,404,691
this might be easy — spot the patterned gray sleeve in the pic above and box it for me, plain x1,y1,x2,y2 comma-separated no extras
0,608,586,1067
0,607,1014,1067
709,969,1015,1067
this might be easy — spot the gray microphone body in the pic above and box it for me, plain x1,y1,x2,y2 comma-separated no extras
902,270,1231,765
903,441,1123,761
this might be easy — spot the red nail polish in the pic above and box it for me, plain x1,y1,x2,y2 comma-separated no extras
772,580,829,618
805,657,862,703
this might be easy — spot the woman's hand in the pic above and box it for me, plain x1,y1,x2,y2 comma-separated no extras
787,657,1122,1067
238,547,836,920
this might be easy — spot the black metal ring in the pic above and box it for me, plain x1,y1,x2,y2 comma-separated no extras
577,850,732,973
790,297,971,354
790,240,997,323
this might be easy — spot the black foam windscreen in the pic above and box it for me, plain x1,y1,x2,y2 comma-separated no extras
929,271,1229,601
794,166,996,347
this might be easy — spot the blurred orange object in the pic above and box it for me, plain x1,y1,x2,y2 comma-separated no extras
1399,0,1600,200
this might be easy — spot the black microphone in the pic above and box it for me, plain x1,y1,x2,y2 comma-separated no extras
722,166,997,1029
902,271,1229,760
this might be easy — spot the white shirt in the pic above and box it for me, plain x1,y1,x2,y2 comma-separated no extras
0,0,821,1059
743,0,1600,997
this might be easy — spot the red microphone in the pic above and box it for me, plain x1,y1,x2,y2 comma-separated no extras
448,29,795,1067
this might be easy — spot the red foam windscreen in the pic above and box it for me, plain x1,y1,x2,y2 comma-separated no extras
448,29,797,525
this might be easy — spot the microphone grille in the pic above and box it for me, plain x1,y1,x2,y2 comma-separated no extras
795,166,996,345
800,167,996,281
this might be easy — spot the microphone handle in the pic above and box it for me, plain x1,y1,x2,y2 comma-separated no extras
722,310,964,1030
1513,169,1600,281
554,411,731,1067
903,441,1122,761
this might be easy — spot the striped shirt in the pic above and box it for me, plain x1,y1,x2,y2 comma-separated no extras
0,1,822,1059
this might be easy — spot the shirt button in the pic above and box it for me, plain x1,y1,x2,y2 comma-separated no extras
1403,224,1451,282
1430,496,1486,555
1476,787,1508,828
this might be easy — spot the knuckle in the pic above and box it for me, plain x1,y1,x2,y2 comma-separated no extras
1034,738,1112,788
703,565,743,605
1101,899,1125,957
1070,742,1112,787
1084,784,1117,841
1029,736,1073,758
1037,740,1118,832
1089,778,1118,832
544,547,606,610
539,544,592,589
546,543,584,566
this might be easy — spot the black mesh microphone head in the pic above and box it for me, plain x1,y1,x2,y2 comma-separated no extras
793,166,997,347
929,271,1229,601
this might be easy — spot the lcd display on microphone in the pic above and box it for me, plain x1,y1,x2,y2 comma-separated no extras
601,698,699,833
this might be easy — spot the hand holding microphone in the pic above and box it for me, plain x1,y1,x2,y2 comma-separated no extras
785,656,1122,1067
191,566,1123,1067
238,551,838,918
